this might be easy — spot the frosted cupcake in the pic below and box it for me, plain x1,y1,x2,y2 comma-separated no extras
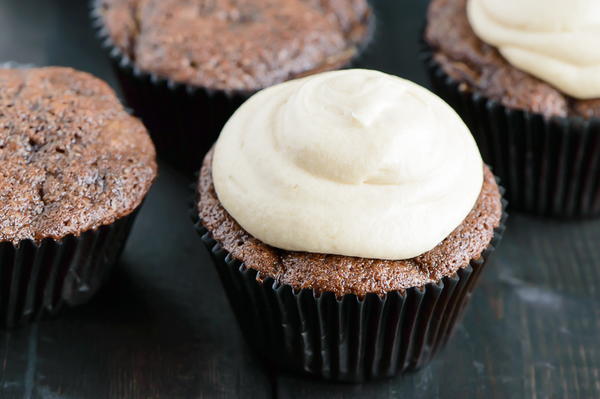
424,0,600,217
194,69,505,381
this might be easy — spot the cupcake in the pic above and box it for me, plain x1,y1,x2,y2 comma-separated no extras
193,69,506,381
0,66,157,327
423,0,600,217
93,0,373,175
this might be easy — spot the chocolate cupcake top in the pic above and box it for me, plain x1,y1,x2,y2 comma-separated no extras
426,0,600,118
198,69,503,296
199,152,501,296
99,0,371,91
0,67,157,244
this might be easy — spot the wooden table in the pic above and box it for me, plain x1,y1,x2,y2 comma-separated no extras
1,0,599,397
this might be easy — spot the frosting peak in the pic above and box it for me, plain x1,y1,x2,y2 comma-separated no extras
468,0,600,99
212,69,483,260
280,71,440,186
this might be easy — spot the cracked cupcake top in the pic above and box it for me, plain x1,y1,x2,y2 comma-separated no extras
0,67,157,243
98,0,372,91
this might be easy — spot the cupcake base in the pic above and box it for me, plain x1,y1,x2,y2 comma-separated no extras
193,197,506,382
422,47,600,218
91,2,375,177
0,211,138,328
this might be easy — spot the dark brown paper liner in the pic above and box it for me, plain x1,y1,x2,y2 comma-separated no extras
90,2,375,177
421,45,600,218
0,211,138,328
192,189,507,382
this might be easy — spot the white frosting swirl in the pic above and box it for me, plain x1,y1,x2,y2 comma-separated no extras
467,0,600,99
212,69,483,260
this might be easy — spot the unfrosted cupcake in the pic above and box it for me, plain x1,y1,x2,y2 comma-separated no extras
423,0,600,217
0,66,156,327
93,0,373,174
194,69,505,381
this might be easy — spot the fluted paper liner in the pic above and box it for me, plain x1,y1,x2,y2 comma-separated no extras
0,211,138,328
422,45,600,218
193,189,506,382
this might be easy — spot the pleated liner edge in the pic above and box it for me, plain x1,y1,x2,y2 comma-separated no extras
421,43,600,218
90,1,376,176
192,189,507,382
0,210,138,328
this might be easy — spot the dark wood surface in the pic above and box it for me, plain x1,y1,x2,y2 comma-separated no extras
1,1,599,398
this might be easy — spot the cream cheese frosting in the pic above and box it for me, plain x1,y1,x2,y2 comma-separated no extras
467,0,600,99
212,69,483,260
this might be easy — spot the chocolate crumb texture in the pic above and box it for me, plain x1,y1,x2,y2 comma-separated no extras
100,0,372,91
425,0,600,119
0,67,157,244
197,149,502,297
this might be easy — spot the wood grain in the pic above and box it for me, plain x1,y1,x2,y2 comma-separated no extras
1,0,600,398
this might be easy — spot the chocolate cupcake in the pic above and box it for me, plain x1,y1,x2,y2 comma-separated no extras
0,66,157,327
193,69,506,381
93,0,373,175
423,0,600,217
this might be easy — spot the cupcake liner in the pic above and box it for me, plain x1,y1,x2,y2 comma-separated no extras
90,1,375,177
192,188,507,382
0,211,138,328
421,46,600,218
